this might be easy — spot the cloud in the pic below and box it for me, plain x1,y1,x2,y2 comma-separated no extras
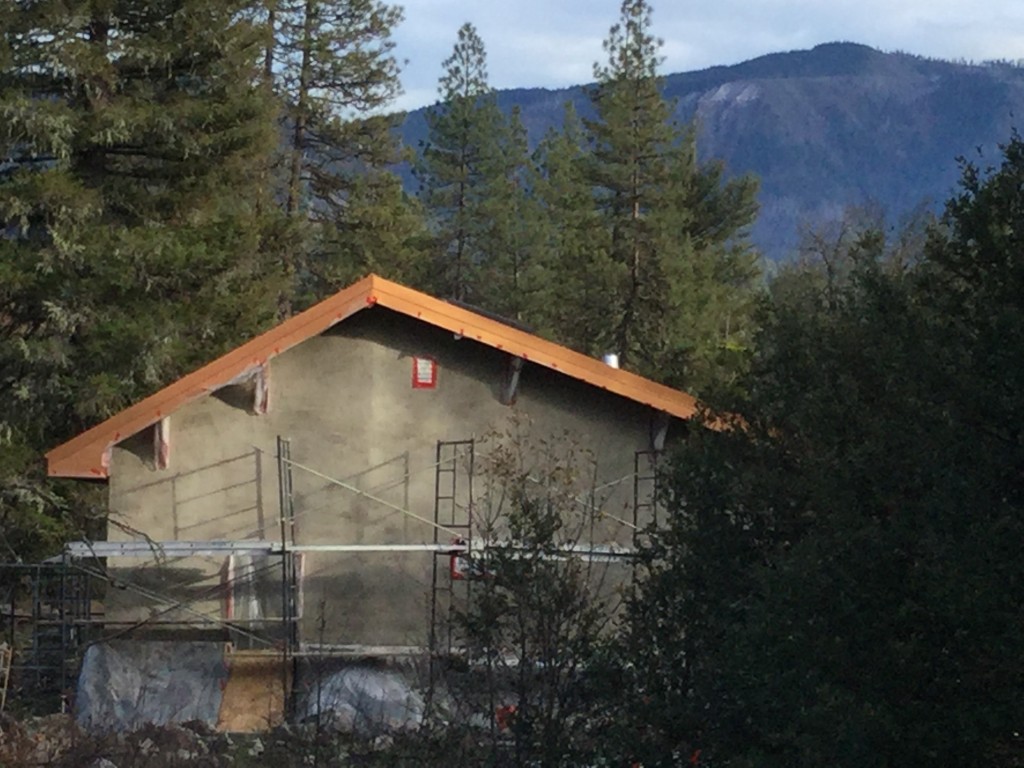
387,0,1024,111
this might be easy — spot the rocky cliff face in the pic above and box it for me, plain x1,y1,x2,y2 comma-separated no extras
675,43,1024,257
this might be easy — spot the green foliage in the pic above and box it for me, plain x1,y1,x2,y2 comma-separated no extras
529,104,614,344
271,0,404,216
267,0,426,311
0,0,286,559
417,23,513,303
301,169,431,297
470,106,549,322
578,0,761,394
412,3,762,396
622,136,1024,766
452,423,616,767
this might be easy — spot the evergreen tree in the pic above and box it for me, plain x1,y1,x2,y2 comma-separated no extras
531,104,616,346
473,106,548,321
583,0,760,393
303,170,431,294
266,0,422,311
269,0,403,215
417,23,506,303
0,0,284,558
620,138,1024,766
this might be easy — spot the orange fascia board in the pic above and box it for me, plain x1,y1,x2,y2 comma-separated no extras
46,275,701,479
371,278,700,418
46,276,378,479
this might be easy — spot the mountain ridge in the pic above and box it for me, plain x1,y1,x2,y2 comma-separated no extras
399,42,1024,260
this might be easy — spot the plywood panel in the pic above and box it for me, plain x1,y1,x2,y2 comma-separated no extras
216,650,289,732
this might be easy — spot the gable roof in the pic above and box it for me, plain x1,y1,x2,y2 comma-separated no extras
46,274,702,478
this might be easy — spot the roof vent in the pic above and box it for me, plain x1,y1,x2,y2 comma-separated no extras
602,353,620,369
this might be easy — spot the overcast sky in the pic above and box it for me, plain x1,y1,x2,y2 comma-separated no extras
390,0,1024,110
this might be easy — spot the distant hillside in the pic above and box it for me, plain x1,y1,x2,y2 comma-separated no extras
400,42,1024,260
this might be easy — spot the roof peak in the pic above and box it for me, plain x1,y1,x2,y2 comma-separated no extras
46,274,700,478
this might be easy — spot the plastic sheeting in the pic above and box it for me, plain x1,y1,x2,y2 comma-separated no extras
298,664,424,734
76,641,228,732
76,642,426,735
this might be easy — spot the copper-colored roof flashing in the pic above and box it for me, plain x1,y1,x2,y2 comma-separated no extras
46,275,701,479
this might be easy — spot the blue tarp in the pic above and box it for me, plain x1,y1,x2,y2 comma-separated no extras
76,641,228,732
297,663,424,733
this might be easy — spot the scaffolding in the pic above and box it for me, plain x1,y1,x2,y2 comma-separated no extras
2,435,658,716
0,561,90,712
429,439,475,658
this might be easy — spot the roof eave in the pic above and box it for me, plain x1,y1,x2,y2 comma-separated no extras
46,274,704,479
45,275,379,478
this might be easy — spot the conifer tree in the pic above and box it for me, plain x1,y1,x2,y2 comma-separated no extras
473,106,548,321
531,104,615,345
584,0,760,392
269,0,404,216
418,24,543,314
265,0,423,311
0,0,284,558
303,171,431,295
417,23,506,303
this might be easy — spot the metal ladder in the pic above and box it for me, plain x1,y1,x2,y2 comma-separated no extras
633,450,663,545
428,439,475,658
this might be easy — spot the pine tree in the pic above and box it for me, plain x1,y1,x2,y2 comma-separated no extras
418,24,544,316
270,0,403,215
417,23,505,303
266,0,419,311
584,0,760,392
531,104,616,345
0,0,285,558
473,106,548,321
303,170,431,295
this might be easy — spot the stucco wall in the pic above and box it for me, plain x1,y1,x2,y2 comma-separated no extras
105,308,676,647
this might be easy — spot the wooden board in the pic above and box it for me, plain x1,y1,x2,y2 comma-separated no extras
215,650,289,732
0,643,11,713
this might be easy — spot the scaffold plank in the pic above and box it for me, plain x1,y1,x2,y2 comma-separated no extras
62,540,471,558
61,539,632,559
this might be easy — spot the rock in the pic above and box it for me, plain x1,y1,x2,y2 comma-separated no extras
247,736,264,756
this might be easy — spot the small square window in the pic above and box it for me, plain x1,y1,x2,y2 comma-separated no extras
412,356,437,389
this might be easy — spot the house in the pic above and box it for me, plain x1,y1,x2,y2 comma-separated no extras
43,274,702,727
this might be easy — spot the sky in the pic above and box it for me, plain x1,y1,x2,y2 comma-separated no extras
389,0,1024,111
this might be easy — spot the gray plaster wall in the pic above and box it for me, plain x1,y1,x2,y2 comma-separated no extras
106,309,677,646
